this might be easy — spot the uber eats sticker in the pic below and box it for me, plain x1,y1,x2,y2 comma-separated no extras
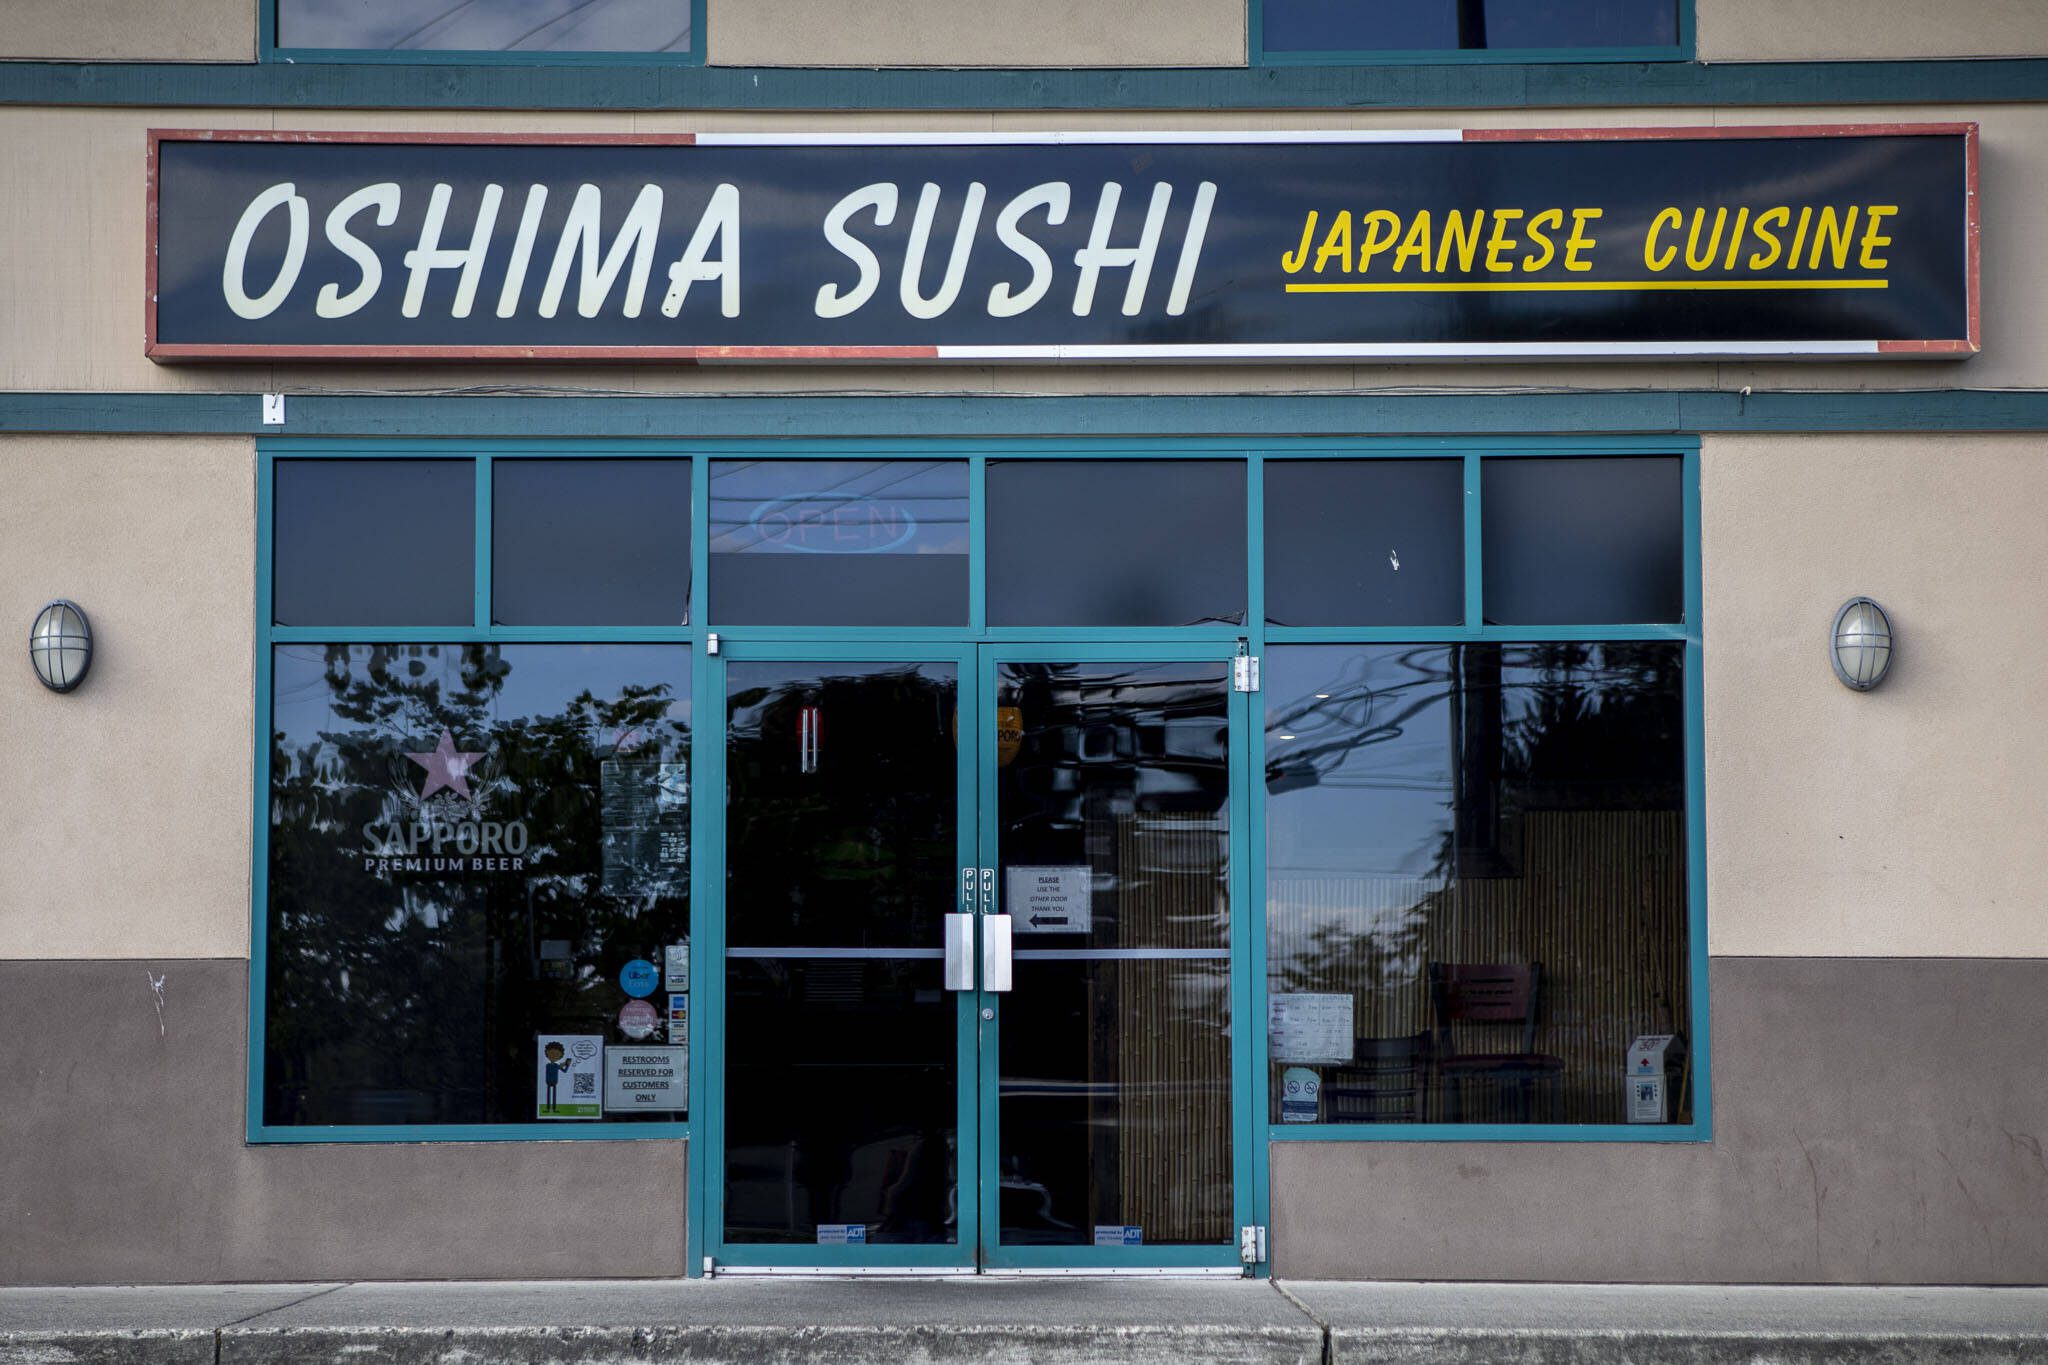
149,128,1975,362
537,1035,603,1119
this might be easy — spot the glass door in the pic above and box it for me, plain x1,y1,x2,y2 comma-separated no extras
976,645,1249,1270
709,640,1249,1272
713,644,979,1270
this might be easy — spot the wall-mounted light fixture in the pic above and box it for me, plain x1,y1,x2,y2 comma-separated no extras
29,600,93,693
1830,597,1893,692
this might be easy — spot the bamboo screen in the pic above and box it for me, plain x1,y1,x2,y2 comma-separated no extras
1108,812,1232,1243
1267,808,1687,1124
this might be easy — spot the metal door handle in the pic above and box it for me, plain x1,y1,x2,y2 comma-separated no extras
944,913,975,991
945,867,977,991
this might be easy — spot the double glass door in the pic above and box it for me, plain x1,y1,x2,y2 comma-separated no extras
712,643,1249,1270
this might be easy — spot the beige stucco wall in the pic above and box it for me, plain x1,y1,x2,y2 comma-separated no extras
1699,0,2045,63
0,101,2033,397
0,435,255,961
0,0,254,61
708,0,1243,66
1703,431,2048,958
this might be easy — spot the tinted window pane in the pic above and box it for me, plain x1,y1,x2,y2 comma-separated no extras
493,459,690,626
1266,460,1463,626
278,0,693,53
710,460,968,626
1482,457,1683,624
274,459,472,627
1261,0,1677,53
987,461,1245,628
265,643,691,1126
1265,642,1688,1126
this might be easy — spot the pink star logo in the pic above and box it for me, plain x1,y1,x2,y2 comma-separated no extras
405,729,484,801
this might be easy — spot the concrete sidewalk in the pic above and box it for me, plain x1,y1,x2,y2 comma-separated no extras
4,1277,2047,1363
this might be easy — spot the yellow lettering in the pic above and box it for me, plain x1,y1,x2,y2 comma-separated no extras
1281,210,1318,275
1564,208,1602,272
1644,207,1681,272
1436,210,1482,274
1312,212,1353,274
1747,206,1789,270
1788,206,1813,272
1721,206,1752,270
1483,208,1524,273
1683,207,1727,272
1392,210,1434,273
1356,210,1402,273
1809,205,1859,270
1522,208,1563,272
1860,204,1897,270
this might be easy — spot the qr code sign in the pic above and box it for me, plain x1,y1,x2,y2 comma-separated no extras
572,1072,597,1097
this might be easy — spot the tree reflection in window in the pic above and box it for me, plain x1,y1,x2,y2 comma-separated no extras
265,643,691,1126
1265,642,1687,1124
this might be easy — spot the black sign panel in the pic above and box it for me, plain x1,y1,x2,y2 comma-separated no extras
147,127,1977,362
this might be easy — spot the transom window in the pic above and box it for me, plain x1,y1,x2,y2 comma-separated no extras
1253,0,1690,65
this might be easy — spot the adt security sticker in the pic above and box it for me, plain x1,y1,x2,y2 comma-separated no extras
1092,1225,1143,1247
816,1224,867,1245
619,958,660,998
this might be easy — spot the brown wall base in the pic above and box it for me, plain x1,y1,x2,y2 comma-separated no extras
1271,957,2048,1283
1,959,687,1285
9,956,2045,1284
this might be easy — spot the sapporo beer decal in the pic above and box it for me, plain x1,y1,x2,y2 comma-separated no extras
147,127,1976,362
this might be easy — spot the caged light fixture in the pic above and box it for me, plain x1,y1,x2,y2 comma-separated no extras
28,600,93,693
1829,597,1894,692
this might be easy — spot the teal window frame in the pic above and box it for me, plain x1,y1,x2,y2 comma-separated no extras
1249,0,1695,66
259,0,707,66
248,434,1708,1282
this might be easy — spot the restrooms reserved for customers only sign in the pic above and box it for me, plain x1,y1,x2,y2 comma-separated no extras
146,125,1977,363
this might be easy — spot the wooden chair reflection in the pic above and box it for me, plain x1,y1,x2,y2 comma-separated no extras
1429,962,1565,1123
1323,1032,1431,1124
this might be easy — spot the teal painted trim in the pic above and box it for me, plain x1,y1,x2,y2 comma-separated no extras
685,631,711,1277
1682,445,1712,1139
1269,1123,1708,1142
246,458,275,1142
474,454,491,629
7,54,2045,110
18,392,2048,439
973,643,999,1267
1227,647,1259,1268
968,455,988,635
991,1245,1242,1267
253,1123,692,1142
1462,451,1483,631
1266,623,1690,642
689,454,708,630
261,0,705,66
714,1245,979,1268
693,637,727,1271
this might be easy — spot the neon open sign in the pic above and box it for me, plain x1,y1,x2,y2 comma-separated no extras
747,494,919,554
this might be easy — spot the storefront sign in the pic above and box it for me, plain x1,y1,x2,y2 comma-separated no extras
1007,865,1092,932
603,1046,687,1111
148,126,1976,362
